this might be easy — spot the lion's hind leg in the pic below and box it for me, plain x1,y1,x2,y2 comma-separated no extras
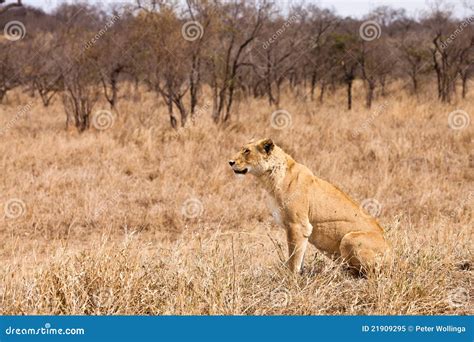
339,231,389,274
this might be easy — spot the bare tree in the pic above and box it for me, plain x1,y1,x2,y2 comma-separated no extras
62,68,100,132
459,56,473,98
398,32,431,94
205,1,269,123
25,34,63,106
303,6,339,102
1,0,473,125
248,9,300,107
0,42,20,103
134,2,192,127
457,23,474,99
425,8,474,102
52,3,102,131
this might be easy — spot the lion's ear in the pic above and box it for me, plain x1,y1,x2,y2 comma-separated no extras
258,138,274,154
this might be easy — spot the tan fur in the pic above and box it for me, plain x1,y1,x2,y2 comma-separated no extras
229,138,390,274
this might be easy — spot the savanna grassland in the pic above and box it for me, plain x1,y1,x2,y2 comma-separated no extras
0,81,472,315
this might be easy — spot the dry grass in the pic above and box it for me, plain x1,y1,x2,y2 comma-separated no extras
0,82,472,315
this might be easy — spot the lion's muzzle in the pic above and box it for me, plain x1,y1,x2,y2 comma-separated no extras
229,160,248,174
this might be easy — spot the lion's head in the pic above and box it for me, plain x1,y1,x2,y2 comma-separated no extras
229,138,275,176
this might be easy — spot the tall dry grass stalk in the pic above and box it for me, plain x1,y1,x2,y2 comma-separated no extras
0,82,472,315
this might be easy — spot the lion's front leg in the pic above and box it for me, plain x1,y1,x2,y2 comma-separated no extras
285,222,312,274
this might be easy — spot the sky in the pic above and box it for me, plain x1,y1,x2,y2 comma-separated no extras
19,0,472,18
314,0,469,18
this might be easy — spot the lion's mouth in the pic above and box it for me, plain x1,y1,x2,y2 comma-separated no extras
233,168,248,175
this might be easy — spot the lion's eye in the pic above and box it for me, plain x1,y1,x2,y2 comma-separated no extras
243,148,250,155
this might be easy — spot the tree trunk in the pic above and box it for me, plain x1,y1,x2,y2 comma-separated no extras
380,76,387,97
366,80,375,109
174,96,188,127
411,73,418,94
0,89,6,104
103,66,122,110
275,79,283,107
266,76,275,106
211,78,220,123
109,74,118,109
166,97,177,129
346,80,353,110
310,71,317,101
319,81,326,104
461,74,468,99
224,85,234,122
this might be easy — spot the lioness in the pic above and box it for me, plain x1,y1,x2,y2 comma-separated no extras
229,138,390,274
